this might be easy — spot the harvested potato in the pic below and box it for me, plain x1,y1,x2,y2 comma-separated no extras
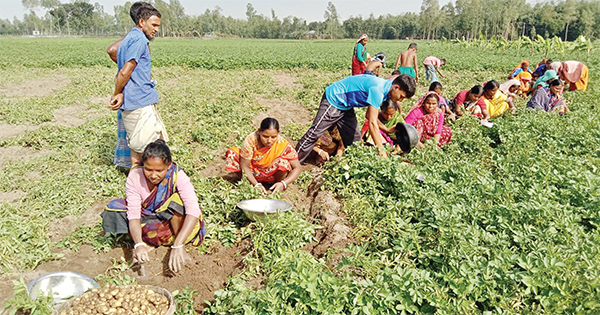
59,284,170,315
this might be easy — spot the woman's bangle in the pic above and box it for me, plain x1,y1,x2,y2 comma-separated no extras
254,183,261,187
134,242,146,249
171,244,184,249
280,180,287,190
318,149,323,155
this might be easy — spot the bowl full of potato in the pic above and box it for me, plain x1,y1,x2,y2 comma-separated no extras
52,283,174,315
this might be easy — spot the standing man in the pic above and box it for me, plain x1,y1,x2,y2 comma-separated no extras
110,3,168,166
394,43,419,82
295,74,416,163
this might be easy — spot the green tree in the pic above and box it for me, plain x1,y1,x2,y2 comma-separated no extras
561,0,578,40
323,1,340,39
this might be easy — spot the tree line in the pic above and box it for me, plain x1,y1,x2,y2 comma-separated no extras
1,0,599,41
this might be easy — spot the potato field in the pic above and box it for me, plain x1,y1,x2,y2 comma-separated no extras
0,37,599,314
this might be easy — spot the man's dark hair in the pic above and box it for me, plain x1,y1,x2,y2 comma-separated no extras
408,43,417,49
141,139,172,165
391,70,401,76
440,58,446,64
136,3,161,24
129,2,154,23
392,74,416,98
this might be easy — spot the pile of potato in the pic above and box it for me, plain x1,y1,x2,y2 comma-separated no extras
58,283,170,315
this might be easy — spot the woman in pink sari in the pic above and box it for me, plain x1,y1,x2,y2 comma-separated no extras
550,61,588,92
405,91,452,148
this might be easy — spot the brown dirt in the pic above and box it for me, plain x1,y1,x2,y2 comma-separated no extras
0,240,250,313
303,173,354,268
48,199,111,243
90,94,112,105
0,190,27,204
0,123,40,140
0,194,250,313
0,146,52,165
273,72,303,89
53,104,107,128
0,75,70,98
252,95,312,129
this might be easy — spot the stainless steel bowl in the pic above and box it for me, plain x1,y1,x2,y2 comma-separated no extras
28,271,99,305
237,199,293,221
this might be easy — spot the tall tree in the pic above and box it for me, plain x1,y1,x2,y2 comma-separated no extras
323,1,340,39
561,0,578,40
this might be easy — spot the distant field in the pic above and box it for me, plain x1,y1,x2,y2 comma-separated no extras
2,37,595,72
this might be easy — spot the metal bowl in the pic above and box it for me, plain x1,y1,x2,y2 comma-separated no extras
237,199,293,221
28,271,99,305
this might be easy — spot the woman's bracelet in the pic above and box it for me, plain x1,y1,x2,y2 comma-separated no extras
134,242,146,249
171,244,184,249
254,183,261,187
280,180,287,190
318,149,323,155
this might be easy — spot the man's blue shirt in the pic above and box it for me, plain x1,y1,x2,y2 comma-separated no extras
117,27,158,111
325,75,392,111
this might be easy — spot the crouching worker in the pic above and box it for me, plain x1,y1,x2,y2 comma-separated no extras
296,74,416,162
102,139,206,273
225,118,302,195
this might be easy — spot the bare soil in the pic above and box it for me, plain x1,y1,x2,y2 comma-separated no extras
0,123,40,141
0,75,70,99
52,104,107,128
251,95,312,129
0,190,27,204
0,146,52,165
273,72,303,89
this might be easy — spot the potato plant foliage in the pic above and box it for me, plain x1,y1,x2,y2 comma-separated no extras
0,38,599,314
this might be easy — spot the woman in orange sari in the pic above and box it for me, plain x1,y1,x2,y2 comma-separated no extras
225,118,302,195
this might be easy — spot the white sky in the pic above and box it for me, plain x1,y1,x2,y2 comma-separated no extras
0,0,456,22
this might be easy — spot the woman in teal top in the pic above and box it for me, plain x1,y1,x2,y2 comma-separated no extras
352,33,368,75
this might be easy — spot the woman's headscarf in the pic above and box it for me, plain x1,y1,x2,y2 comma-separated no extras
356,33,368,43
411,91,441,114
534,69,559,91
499,79,520,96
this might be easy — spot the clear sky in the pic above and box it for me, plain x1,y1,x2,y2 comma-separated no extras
1,0,457,21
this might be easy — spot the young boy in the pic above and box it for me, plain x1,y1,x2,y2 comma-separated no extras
109,3,169,166
296,74,416,162
364,52,386,76
423,56,446,83
394,43,419,82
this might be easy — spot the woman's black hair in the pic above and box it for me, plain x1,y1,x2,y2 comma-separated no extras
549,79,562,86
381,99,399,112
483,80,500,91
423,93,440,104
259,117,280,131
141,139,172,165
469,85,484,95
428,81,443,92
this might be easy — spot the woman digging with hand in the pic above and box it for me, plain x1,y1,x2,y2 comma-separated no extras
102,139,206,273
